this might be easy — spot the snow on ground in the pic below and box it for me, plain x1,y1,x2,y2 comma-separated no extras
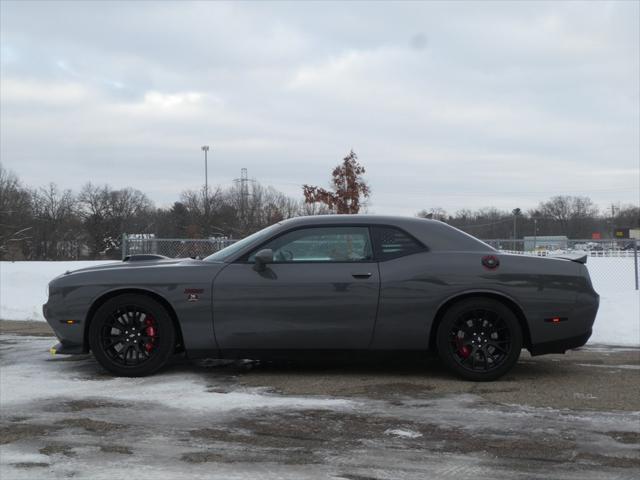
1,335,638,480
384,428,423,438
0,335,354,413
0,336,358,480
1,258,638,345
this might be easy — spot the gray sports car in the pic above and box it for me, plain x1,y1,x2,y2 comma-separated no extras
44,215,599,381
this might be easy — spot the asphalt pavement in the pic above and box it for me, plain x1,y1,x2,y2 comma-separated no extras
1,320,639,480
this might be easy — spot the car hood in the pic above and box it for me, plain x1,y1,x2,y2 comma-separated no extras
65,258,203,275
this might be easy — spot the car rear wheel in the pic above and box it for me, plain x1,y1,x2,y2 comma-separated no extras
88,294,175,377
436,298,522,381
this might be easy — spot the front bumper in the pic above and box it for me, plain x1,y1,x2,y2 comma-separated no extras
43,302,87,355
49,342,86,355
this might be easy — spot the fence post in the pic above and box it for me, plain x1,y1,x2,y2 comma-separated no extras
122,233,127,260
634,239,639,291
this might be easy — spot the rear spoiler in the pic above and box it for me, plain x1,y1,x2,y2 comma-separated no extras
549,253,587,264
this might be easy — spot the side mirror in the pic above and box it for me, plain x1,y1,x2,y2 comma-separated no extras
253,249,273,271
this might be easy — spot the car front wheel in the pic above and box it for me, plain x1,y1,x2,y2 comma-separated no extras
88,294,175,377
436,298,523,381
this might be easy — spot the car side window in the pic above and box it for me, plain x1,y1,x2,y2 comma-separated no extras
249,227,373,263
373,226,425,260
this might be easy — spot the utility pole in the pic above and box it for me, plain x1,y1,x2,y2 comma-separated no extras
234,168,253,230
610,203,617,239
512,208,521,251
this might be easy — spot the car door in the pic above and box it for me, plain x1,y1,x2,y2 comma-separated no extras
212,226,380,350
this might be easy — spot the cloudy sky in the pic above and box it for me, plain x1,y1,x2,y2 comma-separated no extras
1,1,638,215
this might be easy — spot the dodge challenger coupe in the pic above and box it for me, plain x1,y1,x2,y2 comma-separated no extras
44,215,599,381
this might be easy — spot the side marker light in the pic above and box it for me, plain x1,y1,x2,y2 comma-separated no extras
544,317,568,324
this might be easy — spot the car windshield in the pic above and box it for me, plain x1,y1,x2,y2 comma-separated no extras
204,223,280,262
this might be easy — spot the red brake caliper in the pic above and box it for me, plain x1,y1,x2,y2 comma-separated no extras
144,316,156,353
455,336,471,359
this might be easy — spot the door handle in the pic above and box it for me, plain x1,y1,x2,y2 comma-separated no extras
351,272,372,279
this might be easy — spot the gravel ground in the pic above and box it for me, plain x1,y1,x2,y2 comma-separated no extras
1,320,639,480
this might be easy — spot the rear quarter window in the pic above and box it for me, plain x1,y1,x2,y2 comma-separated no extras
373,226,426,260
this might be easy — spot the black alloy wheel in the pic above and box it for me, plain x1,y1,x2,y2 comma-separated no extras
89,294,175,377
436,298,522,381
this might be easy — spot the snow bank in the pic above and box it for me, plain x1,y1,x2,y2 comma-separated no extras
1,259,638,346
586,257,639,346
0,261,112,320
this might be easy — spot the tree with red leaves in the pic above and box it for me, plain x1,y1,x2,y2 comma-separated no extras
303,150,370,214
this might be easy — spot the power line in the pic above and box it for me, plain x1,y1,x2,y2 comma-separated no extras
454,218,514,229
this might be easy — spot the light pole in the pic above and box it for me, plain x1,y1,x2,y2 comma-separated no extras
201,145,210,199
201,146,210,234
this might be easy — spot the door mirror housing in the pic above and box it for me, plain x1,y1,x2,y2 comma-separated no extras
253,248,274,271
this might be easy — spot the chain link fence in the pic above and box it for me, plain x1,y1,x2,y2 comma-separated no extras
122,235,237,260
122,235,639,290
482,238,638,255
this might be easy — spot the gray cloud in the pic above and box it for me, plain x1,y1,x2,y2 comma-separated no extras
1,0,638,215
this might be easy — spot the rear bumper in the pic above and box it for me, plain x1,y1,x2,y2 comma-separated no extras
527,286,599,355
528,329,592,356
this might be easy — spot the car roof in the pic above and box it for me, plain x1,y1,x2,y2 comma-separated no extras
274,215,493,253
278,214,435,228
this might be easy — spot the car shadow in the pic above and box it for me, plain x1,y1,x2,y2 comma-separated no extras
45,348,580,387
173,350,578,383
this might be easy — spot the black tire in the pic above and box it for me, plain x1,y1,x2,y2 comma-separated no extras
436,297,522,381
88,294,175,377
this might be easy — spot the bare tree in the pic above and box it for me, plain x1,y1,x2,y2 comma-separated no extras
613,204,640,229
0,164,33,259
246,183,299,232
536,196,598,238
417,207,447,221
175,182,301,238
79,183,154,258
179,186,232,237
30,183,79,259
299,200,331,216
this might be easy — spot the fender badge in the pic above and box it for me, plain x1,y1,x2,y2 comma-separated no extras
482,255,500,269
184,288,204,302
184,288,204,294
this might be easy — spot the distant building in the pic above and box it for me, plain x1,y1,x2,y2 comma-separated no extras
614,228,630,239
523,235,568,252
